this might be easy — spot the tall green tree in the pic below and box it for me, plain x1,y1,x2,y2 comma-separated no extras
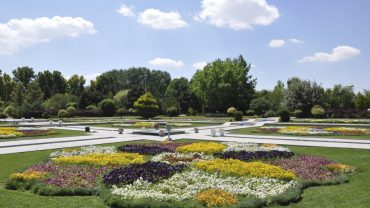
165,77,199,114
190,55,256,112
325,85,355,110
36,70,67,99
354,90,370,110
67,75,85,97
282,77,325,117
12,66,35,86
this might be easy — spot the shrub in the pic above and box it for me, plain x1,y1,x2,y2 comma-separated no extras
100,99,116,117
278,109,290,122
0,112,7,119
264,110,276,118
4,106,18,118
86,105,97,111
58,109,68,119
117,108,127,118
234,111,243,121
103,162,186,186
311,105,325,118
42,112,49,119
187,107,196,116
245,109,255,116
66,102,78,108
66,106,76,118
293,109,303,118
227,107,237,115
134,93,159,119
166,106,179,117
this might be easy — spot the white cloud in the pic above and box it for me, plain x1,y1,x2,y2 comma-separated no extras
268,39,285,48
299,46,361,63
138,9,187,29
117,4,134,16
193,61,207,70
149,58,184,68
0,16,96,55
195,0,279,30
289,38,304,44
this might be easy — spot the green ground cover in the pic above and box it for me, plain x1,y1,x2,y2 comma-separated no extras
229,126,370,140
0,140,368,208
88,122,220,129
291,118,370,124
0,129,88,142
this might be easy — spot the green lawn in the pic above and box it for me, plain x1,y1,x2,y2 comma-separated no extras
0,140,369,208
0,129,88,142
229,126,370,140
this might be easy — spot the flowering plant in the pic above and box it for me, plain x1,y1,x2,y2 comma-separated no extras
50,145,117,158
11,170,47,181
176,142,227,154
325,164,357,174
196,189,238,207
151,152,213,165
52,153,145,166
222,142,291,152
215,150,294,162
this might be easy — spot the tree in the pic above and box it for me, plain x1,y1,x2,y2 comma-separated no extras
134,92,159,118
12,66,35,86
325,85,355,110
78,81,103,109
43,94,74,115
354,90,370,110
282,77,325,117
67,75,85,97
4,106,18,118
113,90,129,108
165,77,198,114
125,86,145,109
36,70,67,99
58,109,68,119
270,81,285,111
227,107,237,115
249,97,271,116
99,99,116,117
23,82,44,117
190,55,256,112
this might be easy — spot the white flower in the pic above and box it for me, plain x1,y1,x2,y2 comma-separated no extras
50,145,117,158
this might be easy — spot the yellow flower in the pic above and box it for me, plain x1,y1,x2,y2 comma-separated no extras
326,163,357,174
196,189,238,207
195,159,296,180
0,127,24,138
261,143,278,148
11,170,47,181
52,153,146,166
176,142,227,154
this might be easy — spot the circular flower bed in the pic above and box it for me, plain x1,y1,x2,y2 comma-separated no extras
5,142,356,207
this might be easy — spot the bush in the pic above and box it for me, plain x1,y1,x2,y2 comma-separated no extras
311,105,325,118
100,99,116,117
263,110,276,118
86,105,97,111
117,108,127,118
0,112,7,119
42,112,49,119
134,92,159,119
293,109,303,118
58,109,68,119
245,109,255,116
66,106,76,118
187,107,196,116
278,109,290,122
66,102,78,108
227,107,237,115
3,106,17,118
166,106,179,117
234,111,243,121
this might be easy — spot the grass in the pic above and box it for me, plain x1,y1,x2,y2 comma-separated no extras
0,140,369,208
229,126,370,140
0,129,88,142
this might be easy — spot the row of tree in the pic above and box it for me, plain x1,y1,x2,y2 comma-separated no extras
0,55,369,119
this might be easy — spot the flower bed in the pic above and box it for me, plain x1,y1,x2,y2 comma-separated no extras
52,152,145,166
6,143,355,207
215,150,294,162
195,159,296,180
176,142,227,154
103,162,186,185
256,125,370,136
0,127,54,139
118,143,191,155
151,152,213,165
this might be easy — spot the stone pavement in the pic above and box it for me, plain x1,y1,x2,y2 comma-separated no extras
1,120,370,155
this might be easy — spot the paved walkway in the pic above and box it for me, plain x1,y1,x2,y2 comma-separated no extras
1,120,369,155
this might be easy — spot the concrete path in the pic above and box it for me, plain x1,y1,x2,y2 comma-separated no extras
1,120,369,155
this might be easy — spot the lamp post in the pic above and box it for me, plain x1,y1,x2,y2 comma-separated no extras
165,124,172,142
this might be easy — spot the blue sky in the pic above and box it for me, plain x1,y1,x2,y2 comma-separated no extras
0,0,369,91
